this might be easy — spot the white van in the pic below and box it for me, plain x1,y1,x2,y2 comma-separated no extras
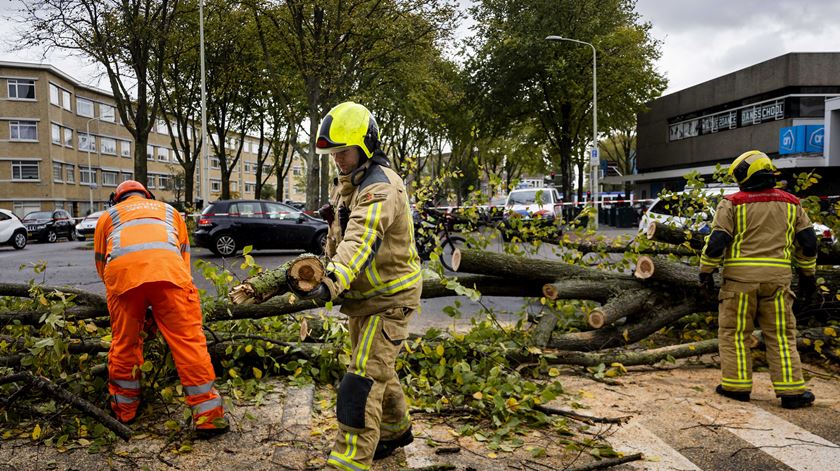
505,187,563,221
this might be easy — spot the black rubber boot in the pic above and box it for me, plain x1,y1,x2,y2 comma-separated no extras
194,418,231,439
780,391,815,409
716,384,750,402
373,426,414,460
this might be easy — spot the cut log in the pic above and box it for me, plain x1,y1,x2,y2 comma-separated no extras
542,279,643,302
587,289,653,329
229,254,325,305
646,222,705,251
548,301,698,351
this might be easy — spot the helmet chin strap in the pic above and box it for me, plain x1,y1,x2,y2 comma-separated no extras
348,149,391,186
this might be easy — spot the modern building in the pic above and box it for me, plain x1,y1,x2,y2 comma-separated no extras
609,53,840,199
0,61,306,218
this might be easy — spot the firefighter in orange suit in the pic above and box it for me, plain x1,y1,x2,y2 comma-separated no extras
94,180,228,435
700,150,816,409
290,102,420,469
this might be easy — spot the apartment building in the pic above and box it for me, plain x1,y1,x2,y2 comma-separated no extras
0,61,306,218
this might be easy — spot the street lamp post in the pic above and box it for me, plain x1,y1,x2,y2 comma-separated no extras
545,35,599,229
199,0,209,208
85,117,101,214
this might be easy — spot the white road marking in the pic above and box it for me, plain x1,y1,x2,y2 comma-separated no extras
694,403,840,471
602,420,702,470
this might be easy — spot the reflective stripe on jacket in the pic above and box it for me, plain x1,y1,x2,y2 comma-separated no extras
700,188,816,282
325,164,422,317
94,195,193,295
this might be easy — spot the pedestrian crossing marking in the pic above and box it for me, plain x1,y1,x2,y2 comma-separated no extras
694,402,840,471
600,420,703,470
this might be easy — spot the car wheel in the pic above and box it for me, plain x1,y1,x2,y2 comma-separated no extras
312,231,327,255
212,233,238,257
68,230,76,241
77,236,86,242
46,230,57,243
12,231,27,250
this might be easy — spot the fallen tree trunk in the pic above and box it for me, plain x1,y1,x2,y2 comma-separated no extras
546,339,719,367
0,371,132,441
542,279,643,302
229,254,325,305
548,301,698,351
0,283,106,308
586,289,653,329
451,248,629,283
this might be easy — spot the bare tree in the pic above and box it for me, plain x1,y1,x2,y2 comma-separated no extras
18,0,182,186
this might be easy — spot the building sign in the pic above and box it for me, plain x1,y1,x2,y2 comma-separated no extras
741,100,785,126
779,125,824,155
669,98,786,142
806,125,824,153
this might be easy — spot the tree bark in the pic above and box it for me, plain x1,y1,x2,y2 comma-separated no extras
452,248,628,283
646,221,706,250
542,279,643,303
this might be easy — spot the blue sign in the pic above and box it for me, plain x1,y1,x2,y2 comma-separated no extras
805,125,825,153
779,126,806,154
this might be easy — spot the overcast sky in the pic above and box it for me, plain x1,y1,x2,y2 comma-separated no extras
2,1,840,97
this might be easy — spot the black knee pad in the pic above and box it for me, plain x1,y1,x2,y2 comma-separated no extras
337,372,373,429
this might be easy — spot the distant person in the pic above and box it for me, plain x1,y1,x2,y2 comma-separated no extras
700,151,816,409
291,102,420,469
94,180,228,435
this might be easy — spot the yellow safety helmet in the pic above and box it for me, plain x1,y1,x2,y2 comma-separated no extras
728,150,776,185
315,101,380,158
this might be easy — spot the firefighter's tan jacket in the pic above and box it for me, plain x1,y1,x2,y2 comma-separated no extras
324,163,422,317
700,189,816,282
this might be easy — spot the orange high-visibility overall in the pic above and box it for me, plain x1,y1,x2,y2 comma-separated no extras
94,195,224,429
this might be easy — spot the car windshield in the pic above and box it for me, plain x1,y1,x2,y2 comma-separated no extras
508,190,549,205
24,211,52,220
86,211,104,220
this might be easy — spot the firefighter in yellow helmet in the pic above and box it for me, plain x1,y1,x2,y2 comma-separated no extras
700,150,816,409
290,101,421,468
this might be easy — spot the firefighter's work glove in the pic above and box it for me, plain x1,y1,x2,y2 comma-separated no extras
318,204,335,226
698,272,716,292
289,276,339,302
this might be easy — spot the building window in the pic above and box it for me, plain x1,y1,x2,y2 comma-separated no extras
120,140,131,157
51,123,61,144
8,79,35,100
10,121,38,141
210,179,221,192
146,175,156,189
61,90,71,110
157,147,168,162
244,162,251,173
147,145,154,161
231,181,238,192
76,97,93,117
100,104,116,122
293,166,301,176
100,137,117,155
13,202,41,219
159,174,172,190
78,133,96,152
63,128,73,147
245,182,255,193
102,171,118,187
121,172,132,183
65,164,75,183
80,167,96,185
49,84,59,105
11,160,39,181
53,162,63,183
156,119,167,134
263,164,271,174
210,157,220,169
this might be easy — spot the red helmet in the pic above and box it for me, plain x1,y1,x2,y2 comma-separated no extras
114,180,152,202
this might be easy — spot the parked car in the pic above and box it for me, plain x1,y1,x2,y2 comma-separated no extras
505,187,563,221
22,210,76,243
0,209,27,250
639,186,835,243
194,200,328,256
75,210,104,241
